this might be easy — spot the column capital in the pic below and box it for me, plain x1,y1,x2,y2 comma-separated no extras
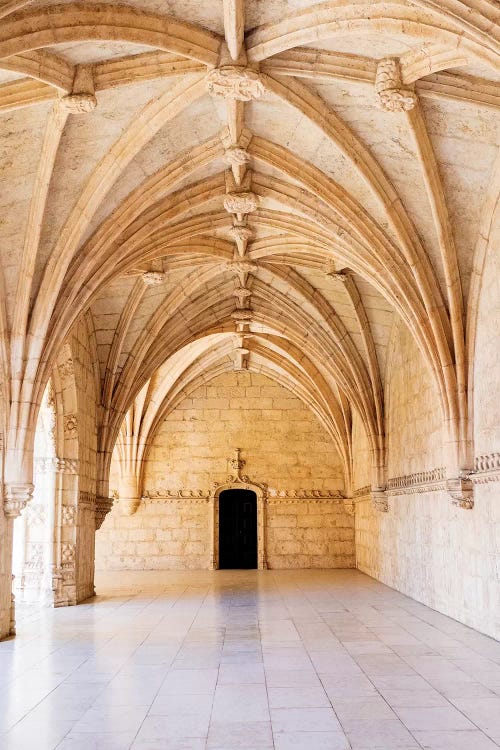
4,482,34,518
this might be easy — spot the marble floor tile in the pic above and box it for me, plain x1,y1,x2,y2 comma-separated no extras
0,569,498,750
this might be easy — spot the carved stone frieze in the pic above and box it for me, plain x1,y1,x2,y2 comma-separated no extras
386,467,446,495
267,488,345,499
375,58,416,112
61,542,76,567
63,414,78,438
62,505,77,525
207,66,264,101
353,485,371,498
79,490,96,511
473,452,500,483
4,482,34,518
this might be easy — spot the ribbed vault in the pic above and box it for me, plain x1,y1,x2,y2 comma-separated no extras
0,0,498,527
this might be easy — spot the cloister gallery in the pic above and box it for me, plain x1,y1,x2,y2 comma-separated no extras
0,0,499,748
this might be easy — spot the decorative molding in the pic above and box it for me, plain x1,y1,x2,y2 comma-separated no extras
35,456,79,474
143,489,208,500
4,482,34,518
353,485,371,498
207,66,264,101
473,452,500,483
386,467,446,495
79,490,96,511
375,58,416,112
267,488,344,499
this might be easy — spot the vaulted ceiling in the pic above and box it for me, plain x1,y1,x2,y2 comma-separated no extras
0,0,498,490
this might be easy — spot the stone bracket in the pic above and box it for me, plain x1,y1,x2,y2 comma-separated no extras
447,474,474,509
371,489,389,512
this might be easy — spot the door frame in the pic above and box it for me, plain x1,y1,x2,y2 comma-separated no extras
210,481,267,570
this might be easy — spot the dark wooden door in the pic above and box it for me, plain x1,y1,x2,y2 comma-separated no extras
218,489,257,569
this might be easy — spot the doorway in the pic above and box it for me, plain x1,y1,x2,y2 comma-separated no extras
218,489,257,569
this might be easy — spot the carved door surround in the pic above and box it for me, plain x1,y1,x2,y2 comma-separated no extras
209,449,267,570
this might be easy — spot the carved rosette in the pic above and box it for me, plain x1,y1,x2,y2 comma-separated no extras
207,66,264,101
4,482,34,518
60,93,97,113
142,271,166,286
95,495,114,530
375,58,416,112
224,147,250,167
223,192,259,220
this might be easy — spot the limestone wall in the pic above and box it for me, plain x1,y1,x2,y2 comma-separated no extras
266,500,355,569
97,372,351,570
355,321,499,639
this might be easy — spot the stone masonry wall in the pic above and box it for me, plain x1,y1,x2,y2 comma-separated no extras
266,501,355,569
97,372,351,570
355,321,499,639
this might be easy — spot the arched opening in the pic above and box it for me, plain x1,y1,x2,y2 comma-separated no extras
218,488,258,569
12,382,56,610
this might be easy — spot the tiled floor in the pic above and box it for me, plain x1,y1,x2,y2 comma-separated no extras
0,570,499,750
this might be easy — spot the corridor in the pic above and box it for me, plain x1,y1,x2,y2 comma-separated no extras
0,570,499,749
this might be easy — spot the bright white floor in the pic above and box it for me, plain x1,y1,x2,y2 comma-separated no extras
0,570,499,750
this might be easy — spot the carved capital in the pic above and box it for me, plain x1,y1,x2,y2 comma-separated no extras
371,489,388,512
4,482,34,518
207,66,264,101
447,474,474,509
95,495,114,530
375,58,416,112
